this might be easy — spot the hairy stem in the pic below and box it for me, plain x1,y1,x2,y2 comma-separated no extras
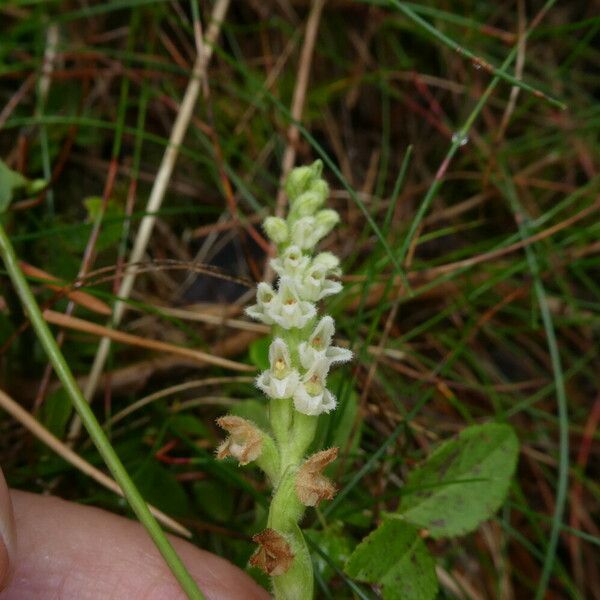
267,411,317,599
267,328,318,599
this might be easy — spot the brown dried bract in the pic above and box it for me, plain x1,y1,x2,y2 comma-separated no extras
295,447,338,507
249,528,294,576
216,415,262,465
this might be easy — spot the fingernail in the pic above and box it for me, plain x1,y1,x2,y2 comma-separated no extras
0,471,15,589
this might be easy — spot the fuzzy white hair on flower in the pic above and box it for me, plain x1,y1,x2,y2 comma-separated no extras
256,338,300,399
245,282,280,325
270,277,316,329
298,316,353,370
270,245,309,278
293,357,336,416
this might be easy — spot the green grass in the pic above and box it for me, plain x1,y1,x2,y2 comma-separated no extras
1,1,599,598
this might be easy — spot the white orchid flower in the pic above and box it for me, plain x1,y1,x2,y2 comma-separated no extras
245,282,280,324
298,316,353,369
270,245,309,278
256,338,300,399
270,278,316,329
293,358,336,416
301,262,342,301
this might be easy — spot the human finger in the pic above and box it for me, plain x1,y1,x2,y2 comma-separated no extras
0,469,16,591
0,491,269,600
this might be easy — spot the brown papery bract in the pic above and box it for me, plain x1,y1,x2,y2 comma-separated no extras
216,415,263,465
249,528,295,576
295,447,338,507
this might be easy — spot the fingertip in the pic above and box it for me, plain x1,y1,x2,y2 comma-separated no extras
0,469,16,590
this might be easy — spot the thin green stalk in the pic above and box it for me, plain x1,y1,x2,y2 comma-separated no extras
383,0,565,109
394,0,561,275
0,221,206,600
496,168,569,600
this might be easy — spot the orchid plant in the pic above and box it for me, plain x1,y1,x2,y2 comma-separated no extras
216,160,350,599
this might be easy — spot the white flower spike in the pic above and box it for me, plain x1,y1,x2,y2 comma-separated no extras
228,161,352,597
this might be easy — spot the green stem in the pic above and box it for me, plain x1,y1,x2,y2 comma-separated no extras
265,327,319,600
269,473,313,600
0,222,206,600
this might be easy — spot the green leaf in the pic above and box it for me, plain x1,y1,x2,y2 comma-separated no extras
193,479,234,522
248,336,270,370
312,372,362,454
398,422,519,538
0,159,44,213
133,461,191,517
41,388,73,438
230,398,270,432
82,196,124,252
345,519,438,600
168,414,211,438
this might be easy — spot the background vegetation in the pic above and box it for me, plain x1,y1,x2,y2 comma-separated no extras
0,1,598,598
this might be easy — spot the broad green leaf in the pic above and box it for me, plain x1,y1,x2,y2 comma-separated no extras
345,520,438,600
398,422,519,538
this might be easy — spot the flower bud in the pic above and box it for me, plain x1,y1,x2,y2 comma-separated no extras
295,448,338,506
310,178,329,202
314,209,340,239
312,252,340,275
250,529,294,576
216,416,263,465
263,216,288,244
284,166,313,201
290,216,317,250
290,190,324,218
308,158,323,180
